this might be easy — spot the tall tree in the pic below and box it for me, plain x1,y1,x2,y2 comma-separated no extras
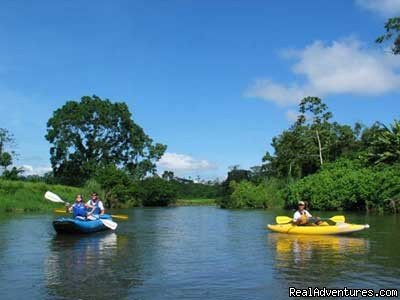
261,97,361,179
376,17,400,55
0,128,15,174
296,96,333,165
45,95,166,185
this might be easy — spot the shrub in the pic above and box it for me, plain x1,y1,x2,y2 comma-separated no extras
138,177,178,206
218,179,285,209
94,165,139,208
286,160,400,211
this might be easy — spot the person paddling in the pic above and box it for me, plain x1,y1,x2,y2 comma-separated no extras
293,201,321,225
66,194,88,220
86,192,105,219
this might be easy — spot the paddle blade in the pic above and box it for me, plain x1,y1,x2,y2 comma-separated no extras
101,219,118,230
329,215,346,223
276,216,293,224
54,209,69,214
111,214,128,220
45,191,65,204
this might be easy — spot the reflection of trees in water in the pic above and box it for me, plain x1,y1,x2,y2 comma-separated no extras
268,234,370,287
45,233,142,299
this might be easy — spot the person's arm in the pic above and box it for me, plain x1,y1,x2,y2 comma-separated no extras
293,212,301,225
66,203,73,213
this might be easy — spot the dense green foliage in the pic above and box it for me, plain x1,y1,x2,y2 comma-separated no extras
94,165,139,208
262,97,361,178
367,120,400,165
220,95,400,212
218,178,285,209
286,160,400,213
173,180,219,199
45,95,166,186
137,177,178,206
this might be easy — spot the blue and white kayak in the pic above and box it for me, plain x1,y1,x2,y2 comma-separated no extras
53,214,113,234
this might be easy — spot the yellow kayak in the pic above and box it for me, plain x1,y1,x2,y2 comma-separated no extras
267,222,370,235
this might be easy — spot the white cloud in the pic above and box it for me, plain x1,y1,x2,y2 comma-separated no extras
245,79,306,107
21,165,52,176
285,109,299,122
355,0,400,17
157,152,216,172
245,38,400,106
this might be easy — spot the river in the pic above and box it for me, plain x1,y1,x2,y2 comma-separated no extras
0,207,398,299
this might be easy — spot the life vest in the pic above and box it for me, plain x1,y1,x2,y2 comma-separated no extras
72,202,87,218
89,199,101,215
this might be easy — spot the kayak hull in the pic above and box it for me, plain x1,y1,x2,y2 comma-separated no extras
53,214,112,234
267,223,369,235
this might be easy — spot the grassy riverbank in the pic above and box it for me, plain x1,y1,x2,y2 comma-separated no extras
0,179,84,212
0,179,218,212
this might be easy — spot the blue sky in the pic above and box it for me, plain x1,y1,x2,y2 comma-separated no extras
0,0,399,179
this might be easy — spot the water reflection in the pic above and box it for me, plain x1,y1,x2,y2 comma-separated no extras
45,233,141,299
268,234,370,287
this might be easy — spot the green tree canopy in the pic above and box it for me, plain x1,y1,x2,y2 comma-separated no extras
262,97,360,178
367,120,400,165
45,95,166,185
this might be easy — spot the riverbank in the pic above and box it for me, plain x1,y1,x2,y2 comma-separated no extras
173,198,216,206
0,179,218,212
0,179,83,212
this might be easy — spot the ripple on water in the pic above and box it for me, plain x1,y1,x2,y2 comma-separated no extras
0,209,399,300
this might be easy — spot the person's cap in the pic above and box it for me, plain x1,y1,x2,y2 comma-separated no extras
298,201,305,206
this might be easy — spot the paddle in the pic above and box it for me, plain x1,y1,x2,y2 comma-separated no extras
44,191,118,230
87,215,118,230
53,209,128,220
276,215,346,224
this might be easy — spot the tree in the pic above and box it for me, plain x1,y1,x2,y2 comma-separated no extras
0,128,16,175
95,164,138,208
261,97,362,179
296,97,333,165
162,170,175,181
220,166,252,195
368,120,400,165
2,167,24,180
376,17,400,55
45,95,167,185
138,177,177,206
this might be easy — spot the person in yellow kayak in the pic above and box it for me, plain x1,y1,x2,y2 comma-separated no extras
293,201,321,225
66,194,88,220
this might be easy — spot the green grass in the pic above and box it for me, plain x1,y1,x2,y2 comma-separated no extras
0,179,217,212
0,179,88,212
174,198,216,206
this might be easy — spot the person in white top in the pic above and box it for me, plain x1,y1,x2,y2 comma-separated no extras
293,201,321,225
86,192,105,217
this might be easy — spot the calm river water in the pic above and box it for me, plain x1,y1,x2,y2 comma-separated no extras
0,207,399,299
